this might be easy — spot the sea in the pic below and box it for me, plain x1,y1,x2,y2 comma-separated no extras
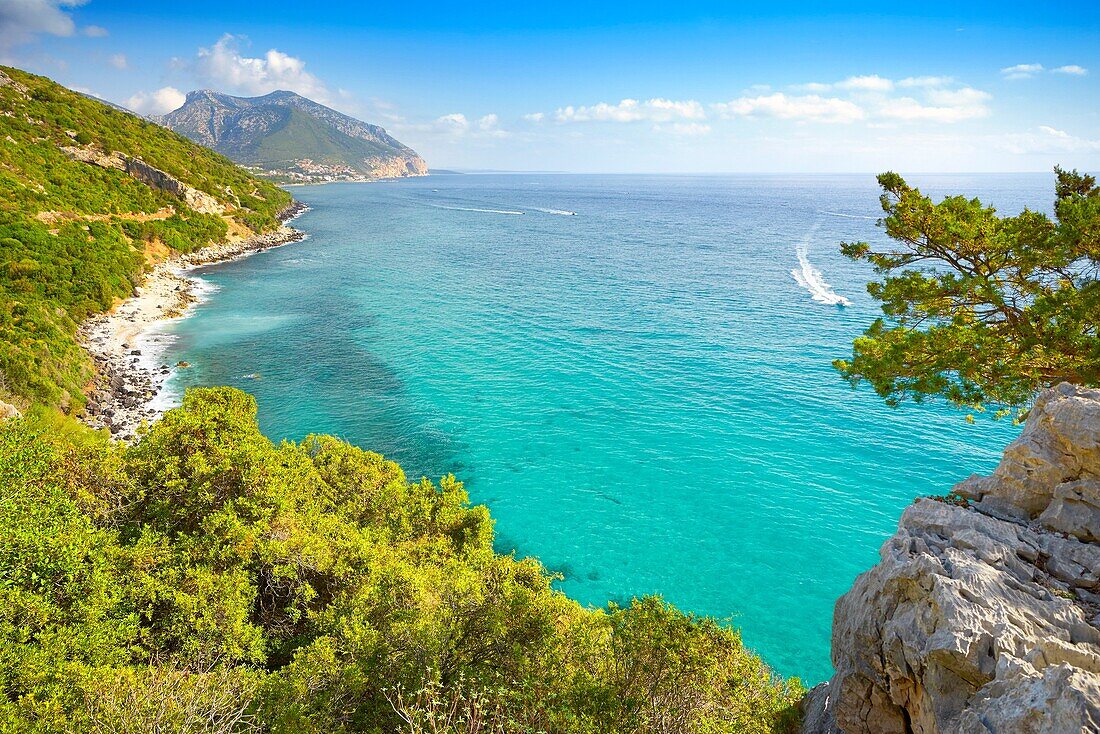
152,173,1047,683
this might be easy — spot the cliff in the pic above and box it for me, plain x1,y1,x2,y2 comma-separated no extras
804,383,1100,733
158,89,428,182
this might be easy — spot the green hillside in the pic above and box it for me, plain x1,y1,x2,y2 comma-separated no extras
0,66,292,410
246,108,395,168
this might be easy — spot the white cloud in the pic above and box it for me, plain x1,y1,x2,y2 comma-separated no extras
659,122,711,136
125,86,186,115
108,53,127,70
435,113,469,132
523,112,545,123
712,93,866,124
82,25,108,37
554,98,705,123
477,113,509,138
1001,63,1044,80
793,82,833,93
0,0,88,53
997,125,1100,154
836,74,894,92
191,34,330,102
877,87,990,123
898,76,953,88
1052,65,1088,76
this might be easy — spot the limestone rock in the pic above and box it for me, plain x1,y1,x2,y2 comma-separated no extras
0,400,19,421
61,145,224,214
805,384,1100,734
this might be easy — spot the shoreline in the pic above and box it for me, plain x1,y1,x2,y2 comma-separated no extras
78,201,310,441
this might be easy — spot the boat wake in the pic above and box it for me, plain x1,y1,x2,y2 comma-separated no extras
818,210,877,220
430,204,524,215
791,245,851,306
534,207,577,216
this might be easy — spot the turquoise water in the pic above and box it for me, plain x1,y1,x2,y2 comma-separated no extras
160,174,1041,683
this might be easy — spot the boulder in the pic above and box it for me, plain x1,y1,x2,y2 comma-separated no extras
806,384,1100,734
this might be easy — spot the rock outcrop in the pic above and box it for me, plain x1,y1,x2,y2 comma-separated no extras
805,384,1100,734
61,145,224,214
0,399,19,421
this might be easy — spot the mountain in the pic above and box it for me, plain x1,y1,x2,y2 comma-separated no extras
0,66,293,410
159,89,428,182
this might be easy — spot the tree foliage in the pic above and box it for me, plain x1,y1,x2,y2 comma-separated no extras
835,167,1100,415
0,387,802,733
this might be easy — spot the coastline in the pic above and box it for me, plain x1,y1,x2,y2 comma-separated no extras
78,201,309,440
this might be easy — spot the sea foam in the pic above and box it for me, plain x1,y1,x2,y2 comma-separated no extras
791,245,851,306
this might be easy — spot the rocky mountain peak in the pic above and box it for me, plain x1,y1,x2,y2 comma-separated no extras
159,88,427,182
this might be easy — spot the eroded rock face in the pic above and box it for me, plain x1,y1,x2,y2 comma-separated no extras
806,384,1100,734
61,145,224,214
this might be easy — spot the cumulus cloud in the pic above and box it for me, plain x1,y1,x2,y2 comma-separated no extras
190,34,330,102
434,113,469,133
898,76,953,88
1001,63,1044,80
125,86,186,115
108,52,127,70
523,112,545,123
1052,65,1088,76
997,125,1100,154
554,98,705,123
877,88,991,123
712,93,865,124
658,122,711,136
792,75,894,93
836,74,894,92
477,113,510,138
82,24,108,37
0,0,89,53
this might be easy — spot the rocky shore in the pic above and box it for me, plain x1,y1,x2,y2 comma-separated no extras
78,202,309,441
803,383,1100,733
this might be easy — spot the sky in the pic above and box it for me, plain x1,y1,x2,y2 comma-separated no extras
2,0,1099,172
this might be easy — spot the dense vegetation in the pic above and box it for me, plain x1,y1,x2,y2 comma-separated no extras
0,66,292,409
0,67,800,732
835,168,1100,417
0,387,801,733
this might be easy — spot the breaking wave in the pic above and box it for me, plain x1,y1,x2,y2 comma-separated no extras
791,246,851,306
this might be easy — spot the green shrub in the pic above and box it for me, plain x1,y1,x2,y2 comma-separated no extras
0,388,802,733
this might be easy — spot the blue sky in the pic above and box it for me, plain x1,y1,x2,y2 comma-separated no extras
3,0,1098,172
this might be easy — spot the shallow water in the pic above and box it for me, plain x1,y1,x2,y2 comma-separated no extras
160,173,1042,683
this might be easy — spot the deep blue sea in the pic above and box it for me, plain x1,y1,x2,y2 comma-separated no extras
155,173,1045,683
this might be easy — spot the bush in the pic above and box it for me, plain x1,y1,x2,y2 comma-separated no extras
0,388,802,733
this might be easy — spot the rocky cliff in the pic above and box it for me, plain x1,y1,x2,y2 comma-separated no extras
804,383,1100,734
61,145,225,214
158,89,428,182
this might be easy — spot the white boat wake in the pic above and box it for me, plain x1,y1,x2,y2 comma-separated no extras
430,204,525,215
791,245,851,306
818,209,877,220
534,207,577,216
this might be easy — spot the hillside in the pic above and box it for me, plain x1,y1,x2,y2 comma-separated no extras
159,89,428,182
0,65,293,411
